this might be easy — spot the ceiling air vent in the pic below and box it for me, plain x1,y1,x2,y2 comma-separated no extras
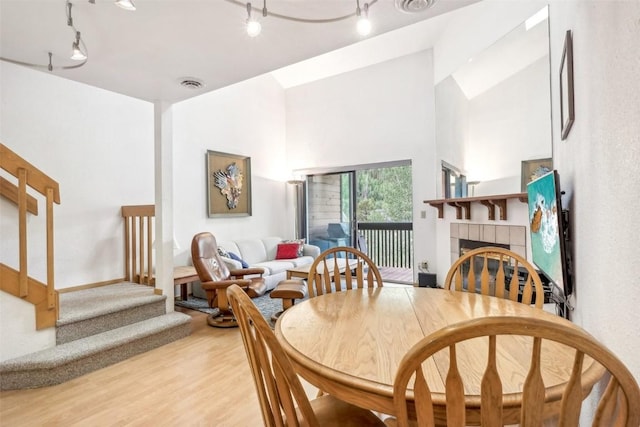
179,77,205,90
395,0,437,13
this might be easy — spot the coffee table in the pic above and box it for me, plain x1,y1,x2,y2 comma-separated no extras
286,258,358,280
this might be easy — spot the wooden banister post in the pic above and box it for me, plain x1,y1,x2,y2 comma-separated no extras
124,217,131,281
138,216,144,283
132,220,138,282
46,187,56,309
147,217,153,285
18,168,28,297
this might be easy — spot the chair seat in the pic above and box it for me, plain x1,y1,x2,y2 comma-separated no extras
271,279,307,300
302,394,386,426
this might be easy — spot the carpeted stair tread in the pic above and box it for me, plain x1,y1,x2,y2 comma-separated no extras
0,311,191,390
57,283,164,325
1,312,191,370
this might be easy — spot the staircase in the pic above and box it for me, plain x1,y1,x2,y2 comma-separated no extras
0,283,191,390
1,143,191,390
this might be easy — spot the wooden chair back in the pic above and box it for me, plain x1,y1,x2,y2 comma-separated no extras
393,316,640,427
306,246,383,298
227,284,321,427
444,246,545,308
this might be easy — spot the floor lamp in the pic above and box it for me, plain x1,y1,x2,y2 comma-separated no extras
287,179,304,239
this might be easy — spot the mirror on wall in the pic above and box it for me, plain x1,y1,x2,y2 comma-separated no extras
435,7,552,198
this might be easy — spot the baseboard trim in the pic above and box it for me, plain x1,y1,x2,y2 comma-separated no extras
57,278,127,293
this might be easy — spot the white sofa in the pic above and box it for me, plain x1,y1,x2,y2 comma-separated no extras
192,237,320,299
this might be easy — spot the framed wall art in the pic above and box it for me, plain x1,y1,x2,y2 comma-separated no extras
560,30,575,140
206,150,252,217
521,158,553,192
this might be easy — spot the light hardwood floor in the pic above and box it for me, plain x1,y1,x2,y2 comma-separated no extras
0,308,266,427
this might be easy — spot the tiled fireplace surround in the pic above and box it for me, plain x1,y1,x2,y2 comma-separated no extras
450,223,527,265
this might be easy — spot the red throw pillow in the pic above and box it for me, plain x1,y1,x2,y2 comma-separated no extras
283,239,305,256
276,243,300,260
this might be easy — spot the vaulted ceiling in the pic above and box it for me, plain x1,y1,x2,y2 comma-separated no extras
0,0,480,103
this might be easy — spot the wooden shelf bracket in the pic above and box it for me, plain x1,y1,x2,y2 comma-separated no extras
424,193,527,221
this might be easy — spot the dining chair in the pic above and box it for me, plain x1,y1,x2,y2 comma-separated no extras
392,316,640,427
443,246,545,308
226,284,386,427
306,246,383,298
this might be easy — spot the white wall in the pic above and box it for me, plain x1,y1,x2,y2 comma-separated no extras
285,51,437,279
435,76,468,194
171,74,290,264
435,57,552,197
466,56,552,193
0,62,154,360
432,1,554,283
548,0,640,388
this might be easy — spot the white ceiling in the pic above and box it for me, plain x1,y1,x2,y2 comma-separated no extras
0,0,481,103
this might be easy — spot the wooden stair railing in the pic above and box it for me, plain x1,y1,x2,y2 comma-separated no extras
121,205,155,287
0,143,60,329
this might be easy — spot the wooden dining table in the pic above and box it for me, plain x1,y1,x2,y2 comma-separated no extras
275,287,605,425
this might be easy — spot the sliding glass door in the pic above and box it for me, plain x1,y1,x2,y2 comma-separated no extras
306,171,356,253
303,162,414,284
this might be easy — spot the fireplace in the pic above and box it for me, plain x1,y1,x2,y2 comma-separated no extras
450,223,527,265
449,223,550,303
458,239,510,289
459,239,509,255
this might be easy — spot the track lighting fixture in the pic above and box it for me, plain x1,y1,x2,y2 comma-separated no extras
246,3,262,37
115,0,136,12
356,1,372,36
0,0,136,72
225,0,379,37
71,31,87,61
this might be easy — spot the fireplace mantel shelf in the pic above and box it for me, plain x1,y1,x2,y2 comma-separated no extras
424,193,528,221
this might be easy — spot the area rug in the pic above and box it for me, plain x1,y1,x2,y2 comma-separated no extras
175,290,307,327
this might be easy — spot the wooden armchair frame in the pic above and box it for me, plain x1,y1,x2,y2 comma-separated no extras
307,246,383,298
226,284,386,427
393,316,639,427
444,246,545,308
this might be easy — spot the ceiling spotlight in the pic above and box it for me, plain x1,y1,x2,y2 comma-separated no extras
356,1,372,36
246,3,262,37
115,0,136,11
71,31,87,61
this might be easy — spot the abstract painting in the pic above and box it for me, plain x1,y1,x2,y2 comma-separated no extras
206,150,252,217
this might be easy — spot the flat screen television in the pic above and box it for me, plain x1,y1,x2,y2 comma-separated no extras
526,170,573,299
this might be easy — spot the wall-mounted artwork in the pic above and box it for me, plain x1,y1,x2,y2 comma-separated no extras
206,150,252,217
521,158,553,192
560,30,575,140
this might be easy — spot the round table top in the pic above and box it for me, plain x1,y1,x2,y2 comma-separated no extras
275,287,602,419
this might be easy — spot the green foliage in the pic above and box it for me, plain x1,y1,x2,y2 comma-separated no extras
355,166,412,222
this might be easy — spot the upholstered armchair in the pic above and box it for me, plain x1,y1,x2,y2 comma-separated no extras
191,232,267,327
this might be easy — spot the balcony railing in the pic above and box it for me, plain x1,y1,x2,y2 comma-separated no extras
357,222,413,270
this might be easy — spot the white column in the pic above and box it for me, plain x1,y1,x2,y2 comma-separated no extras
154,101,175,312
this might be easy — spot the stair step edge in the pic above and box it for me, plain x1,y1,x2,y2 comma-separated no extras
56,294,167,326
1,311,191,371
